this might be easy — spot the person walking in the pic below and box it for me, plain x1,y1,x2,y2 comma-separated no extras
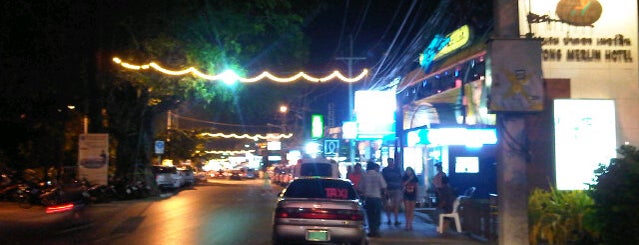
358,161,387,237
347,162,363,189
381,157,402,226
402,167,419,230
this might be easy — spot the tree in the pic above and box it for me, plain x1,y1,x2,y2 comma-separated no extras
101,0,321,179
588,145,639,245
0,0,97,177
0,0,324,182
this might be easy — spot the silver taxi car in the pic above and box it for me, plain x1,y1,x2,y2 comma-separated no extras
272,177,366,245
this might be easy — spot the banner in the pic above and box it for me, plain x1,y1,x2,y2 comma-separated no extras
78,134,109,185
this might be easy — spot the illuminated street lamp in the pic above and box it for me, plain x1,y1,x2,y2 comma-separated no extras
278,105,288,133
219,69,239,85
279,105,288,114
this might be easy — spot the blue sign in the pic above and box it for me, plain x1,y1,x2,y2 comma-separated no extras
420,34,450,71
324,140,339,157
155,140,165,154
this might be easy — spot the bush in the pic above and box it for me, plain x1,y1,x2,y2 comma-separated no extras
528,187,596,245
588,145,639,245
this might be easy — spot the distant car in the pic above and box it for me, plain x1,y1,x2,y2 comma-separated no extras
272,177,366,245
177,168,195,186
244,168,257,179
293,157,340,178
229,170,242,180
151,165,180,190
194,171,207,182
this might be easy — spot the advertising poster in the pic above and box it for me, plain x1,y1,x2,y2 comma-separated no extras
78,133,109,185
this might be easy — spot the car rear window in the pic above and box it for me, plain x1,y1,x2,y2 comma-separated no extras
283,179,357,200
300,163,333,177
153,166,177,174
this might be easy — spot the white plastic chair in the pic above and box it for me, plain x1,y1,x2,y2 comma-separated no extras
463,187,476,198
437,195,465,233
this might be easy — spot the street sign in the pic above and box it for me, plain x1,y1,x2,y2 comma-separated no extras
155,140,165,154
324,139,339,157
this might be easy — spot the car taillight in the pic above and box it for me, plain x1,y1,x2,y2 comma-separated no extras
275,207,363,221
45,203,75,214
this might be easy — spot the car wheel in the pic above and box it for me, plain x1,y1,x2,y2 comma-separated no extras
352,238,368,245
271,233,284,245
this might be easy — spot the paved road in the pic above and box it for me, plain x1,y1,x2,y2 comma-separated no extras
0,178,492,245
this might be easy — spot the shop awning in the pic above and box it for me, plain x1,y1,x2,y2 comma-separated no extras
415,87,460,104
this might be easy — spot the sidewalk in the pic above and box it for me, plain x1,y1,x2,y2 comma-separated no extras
265,178,492,244
367,209,494,245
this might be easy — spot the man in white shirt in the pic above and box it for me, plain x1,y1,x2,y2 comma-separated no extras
358,161,387,237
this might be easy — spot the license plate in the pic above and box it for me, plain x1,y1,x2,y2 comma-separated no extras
306,229,329,241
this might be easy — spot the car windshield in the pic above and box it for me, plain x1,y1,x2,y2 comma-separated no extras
153,166,176,174
283,179,357,200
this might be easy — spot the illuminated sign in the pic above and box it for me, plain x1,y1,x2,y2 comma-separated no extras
420,34,450,70
311,114,324,138
433,25,471,60
420,25,471,71
355,90,396,139
267,141,281,151
556,0,603,27
519,0,636,63
406,128,497,147
342,121,358,139
554,99,616,190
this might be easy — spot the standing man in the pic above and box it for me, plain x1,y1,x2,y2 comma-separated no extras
358,161,387,237
432,162,447,207
382,157,402,225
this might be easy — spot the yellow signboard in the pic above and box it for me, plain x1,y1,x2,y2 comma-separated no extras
433,25,471,60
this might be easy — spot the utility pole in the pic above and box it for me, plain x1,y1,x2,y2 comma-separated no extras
336,35,365,165
492,0,542,244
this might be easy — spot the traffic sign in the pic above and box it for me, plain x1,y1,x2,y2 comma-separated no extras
155,140,165,154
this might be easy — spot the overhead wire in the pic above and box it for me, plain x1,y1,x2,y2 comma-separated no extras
332,0,351,58
368,0,453,90
351,0,372,43
367,0,419,89
365,0,406,55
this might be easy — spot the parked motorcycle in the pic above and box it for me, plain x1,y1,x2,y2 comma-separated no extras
14,182,43,208
40,180,89,206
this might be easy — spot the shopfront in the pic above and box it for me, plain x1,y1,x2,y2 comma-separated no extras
403,127,497,199
395,17,497,201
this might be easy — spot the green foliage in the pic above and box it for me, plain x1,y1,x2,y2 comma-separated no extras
157,129,199,162
103,0,319,178
528,187,596,245
588,145,639,245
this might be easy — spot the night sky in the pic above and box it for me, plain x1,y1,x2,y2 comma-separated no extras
300,0,436,126
0,0,438,128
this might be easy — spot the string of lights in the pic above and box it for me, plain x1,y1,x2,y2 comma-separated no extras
172,112,273,128
198,132,293,141
195,150,256,155
112,57,369,83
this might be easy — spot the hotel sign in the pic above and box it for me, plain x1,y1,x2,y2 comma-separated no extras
519,0,635,64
